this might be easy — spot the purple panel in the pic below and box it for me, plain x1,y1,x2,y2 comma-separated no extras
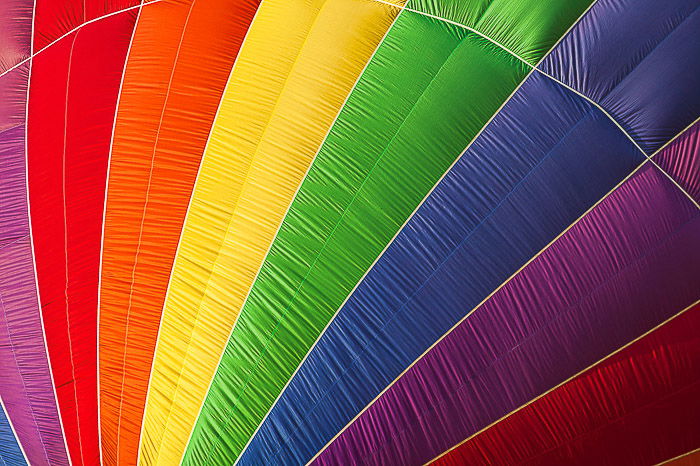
655,121,700,204
0,66,30,249
0,43,70,466
540,0,700,153
315,162,700,466
0,0,32,73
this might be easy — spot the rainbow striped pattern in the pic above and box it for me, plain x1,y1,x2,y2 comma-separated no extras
0,0,699,464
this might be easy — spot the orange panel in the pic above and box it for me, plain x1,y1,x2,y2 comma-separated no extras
97,0,260,464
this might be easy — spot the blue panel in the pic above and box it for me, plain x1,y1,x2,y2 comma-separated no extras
1,402,26,465
540,0,700,153
240,71,646,465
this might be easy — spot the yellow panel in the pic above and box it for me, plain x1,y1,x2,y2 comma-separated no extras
138,0,403,464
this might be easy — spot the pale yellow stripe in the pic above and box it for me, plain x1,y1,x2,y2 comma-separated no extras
138,0,403,464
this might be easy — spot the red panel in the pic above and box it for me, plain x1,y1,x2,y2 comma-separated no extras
432,304,700,466
27,10,137,465
33,0,140,50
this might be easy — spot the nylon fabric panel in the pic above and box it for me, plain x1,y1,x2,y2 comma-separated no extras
409,0,594,64
140,0,401,464
26,11,137,465
315,163,700,465
244,72,646,465
0,0,31,72
97,1,259,464
185,10,531,464
0,230,68,466
432,303,700,466
540,0,700,153
32,0,141,50
656,121,700,204
1,399,26,465
0,9,69,462
0,0,32,250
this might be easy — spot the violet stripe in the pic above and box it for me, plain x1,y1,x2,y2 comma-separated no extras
0,57,69,466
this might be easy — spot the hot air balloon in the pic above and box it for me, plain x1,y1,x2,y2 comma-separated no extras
1,0,699,465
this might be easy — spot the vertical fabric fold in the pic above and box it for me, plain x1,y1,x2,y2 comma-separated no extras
27,10,138,465
97,0,260,464
184,0,595,462
0,3,70,465
141,0,402,464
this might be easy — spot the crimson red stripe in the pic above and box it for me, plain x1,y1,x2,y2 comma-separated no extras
432,303,700,466
33,0,140,50
26,10,137,465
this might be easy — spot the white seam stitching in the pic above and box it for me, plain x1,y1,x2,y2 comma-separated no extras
23,0,73,460
0,292,51,465
366,215,697,465
96,2,147,463
183,0,345,459
302,0,679,461
311,163,651,465
368,0,700,208
61,31,86,466
1,2,53,464
273,70,546,466
649,117,700,209
230,1,627,463
0,235,30,251
0,2,160,82
427,298,700,464
273,71,605,463
654,447,700,466
136,1,267,464
275,11,607,456
231,3,408,463
0,397,30,465
534,69,699,210
307,116,699,464
186,1,408,463
113,1,197,463
373,0,532,65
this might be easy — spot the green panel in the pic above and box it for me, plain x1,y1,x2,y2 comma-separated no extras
183,10,530,464
410,0,594,64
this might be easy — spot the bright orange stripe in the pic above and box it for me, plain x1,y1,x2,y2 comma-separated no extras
98,1,259,464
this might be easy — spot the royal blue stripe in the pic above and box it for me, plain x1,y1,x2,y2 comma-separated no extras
0,402,26,466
